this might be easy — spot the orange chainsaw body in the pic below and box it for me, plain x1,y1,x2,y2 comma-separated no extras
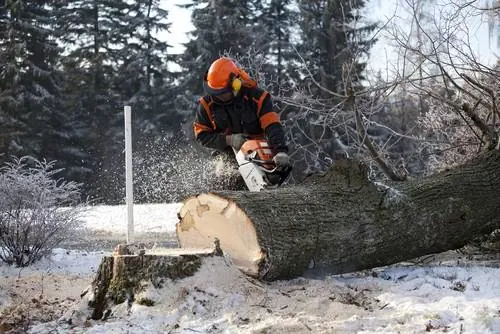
233,139,290,191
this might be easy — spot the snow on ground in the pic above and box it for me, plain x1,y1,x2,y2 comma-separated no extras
0,249,105,333
1,203,499,334
81,203,182,234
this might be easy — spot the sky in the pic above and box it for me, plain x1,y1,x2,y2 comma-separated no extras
363,0,499,75
161,0,193,52
161,0,499,75
1,202,500,333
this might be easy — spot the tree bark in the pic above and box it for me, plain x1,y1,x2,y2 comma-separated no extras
177,150,500,281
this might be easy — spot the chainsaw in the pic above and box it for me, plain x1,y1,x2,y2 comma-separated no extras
233,139,291,192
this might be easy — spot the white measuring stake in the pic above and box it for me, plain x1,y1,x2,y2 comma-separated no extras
124,106,134,244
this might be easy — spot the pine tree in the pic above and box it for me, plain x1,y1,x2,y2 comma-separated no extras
177,0,257,97
55,0,182,202
295,0,376,98
0,1,71,166
113,0,176,138
111,0,190,201
255,0,297,93
56,0,138,202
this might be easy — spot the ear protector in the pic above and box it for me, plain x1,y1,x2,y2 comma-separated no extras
203,69,243,96
229,72,242,96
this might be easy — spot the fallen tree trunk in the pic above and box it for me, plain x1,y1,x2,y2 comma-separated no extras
177,150,500,280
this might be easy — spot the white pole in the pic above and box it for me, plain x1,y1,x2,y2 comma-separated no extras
124,105,134,244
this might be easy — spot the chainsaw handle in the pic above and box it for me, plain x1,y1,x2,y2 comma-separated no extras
248,157,280,173
249,158,275,165
250,157,292,176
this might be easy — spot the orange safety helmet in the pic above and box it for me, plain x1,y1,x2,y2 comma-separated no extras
203,57,255,96
207,58,237,87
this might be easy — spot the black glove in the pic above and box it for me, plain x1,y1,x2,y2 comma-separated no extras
225,134,247,150
273,152,290,170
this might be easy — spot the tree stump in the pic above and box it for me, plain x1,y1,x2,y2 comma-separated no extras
83,243,221,320
177,151,500,280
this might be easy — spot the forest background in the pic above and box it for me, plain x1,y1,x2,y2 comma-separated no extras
1,0,499,204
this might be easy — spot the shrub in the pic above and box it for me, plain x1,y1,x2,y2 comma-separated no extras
0,157,85,266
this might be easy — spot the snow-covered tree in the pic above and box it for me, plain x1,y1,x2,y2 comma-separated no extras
56,0,168,202
294,0,377,98
0,1,70,166
254,0,298,93
54,0,126,201
177,0,259,97
113,0,178,137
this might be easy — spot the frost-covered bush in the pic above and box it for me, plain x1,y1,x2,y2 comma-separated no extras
0,157,84,266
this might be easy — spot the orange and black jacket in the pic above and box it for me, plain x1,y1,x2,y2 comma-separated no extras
193,86,288,153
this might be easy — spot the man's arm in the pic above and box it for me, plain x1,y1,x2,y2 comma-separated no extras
193,101,227,151
257,93,288,153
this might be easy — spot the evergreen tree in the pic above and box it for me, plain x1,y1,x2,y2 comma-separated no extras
0,1,72,167
56,0,137,202
255,0,297,93
55,0,180,203
113,0,176,138
295,0,376,98
111,0,191,203
177,0,257,97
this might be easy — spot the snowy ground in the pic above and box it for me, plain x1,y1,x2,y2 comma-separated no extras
1,203,499,334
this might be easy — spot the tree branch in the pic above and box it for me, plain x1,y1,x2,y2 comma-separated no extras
347,88,406,181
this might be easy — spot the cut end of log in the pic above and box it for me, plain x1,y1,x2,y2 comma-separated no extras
176,193,265,277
